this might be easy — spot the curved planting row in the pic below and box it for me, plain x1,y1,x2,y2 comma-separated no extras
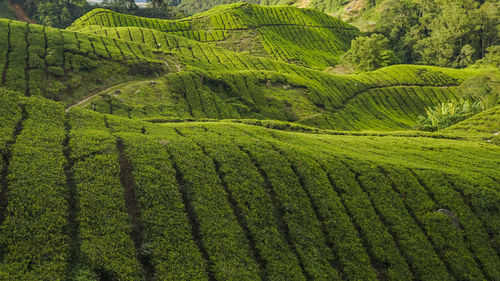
88,64,472,131
0,94,498,280
0,19,172,105
0,97,68,280
68,4,359,69
70,4,356,32
67,20,475,129
301,86,458,130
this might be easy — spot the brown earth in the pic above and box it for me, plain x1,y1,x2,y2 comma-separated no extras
297,0,311,9
8,1,36,24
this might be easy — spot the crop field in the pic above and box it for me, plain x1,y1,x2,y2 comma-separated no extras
0,92,498,280
0,18,176,104
0,3,499,281
443,105,500,144
68,4,359,69
86,64,487,131
2,6,491,132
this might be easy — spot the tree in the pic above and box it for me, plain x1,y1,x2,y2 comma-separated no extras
375,0,421,63
341,34,399,71
414,0,499,67
375,0,498,68
101,0,138,13
140,0,172,18
476,45,500,67
36,0,88,28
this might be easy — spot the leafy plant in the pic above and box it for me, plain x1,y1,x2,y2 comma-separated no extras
342,34,399,71
416,99,481,131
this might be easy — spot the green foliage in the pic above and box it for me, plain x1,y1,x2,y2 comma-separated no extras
0,0,15,20
416,100,481,131
376,0,499,67
0,89,22,149
342,34,398,71
417,75,500,131
70,4,359,69
68,108,144,280
0,4,499,280
444,105,500,142
157,128,262,280
0,97,69,280
11,0,89,28
475,45,500,67
0,18,171,104
37,2,79,28
457,75,500,110
0,92,499,279
116,133,209,280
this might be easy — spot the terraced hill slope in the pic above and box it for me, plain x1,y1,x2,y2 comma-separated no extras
444,105,500,144
69,4,359,69
0,3,499,281
1,9,496,132
173,0,355,18
0,90,499,281
85,64,492,131
0,18,176,104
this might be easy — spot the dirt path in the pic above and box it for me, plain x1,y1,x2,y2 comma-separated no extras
297,0,311,8
8,1,36,24
66,85,119,112
173,61,182,72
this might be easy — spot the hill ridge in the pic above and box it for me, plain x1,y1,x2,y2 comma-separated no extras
0,4,498,279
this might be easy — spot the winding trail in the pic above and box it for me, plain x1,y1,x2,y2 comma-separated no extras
66,84,122,112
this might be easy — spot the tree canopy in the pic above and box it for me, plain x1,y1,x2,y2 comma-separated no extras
342,34,398,71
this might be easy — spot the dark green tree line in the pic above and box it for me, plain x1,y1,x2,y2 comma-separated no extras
376,0,499,67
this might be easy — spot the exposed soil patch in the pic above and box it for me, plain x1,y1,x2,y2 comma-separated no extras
8,1,36,24
297,0,311,8
116,139,154,281
63,116,82,280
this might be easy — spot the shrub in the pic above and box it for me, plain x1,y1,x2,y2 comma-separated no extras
342,34,399,71
416,100,481,131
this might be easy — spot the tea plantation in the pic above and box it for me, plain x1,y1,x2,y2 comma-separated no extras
69,4,359,69
0,3,499,281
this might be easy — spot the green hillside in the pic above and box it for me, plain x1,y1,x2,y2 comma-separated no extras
0,91,499,281
68,4,359,69
85,64,491,131
173,0,347,16
0,18,176,104
0,3,499,281
444,105,500,144
172,0,364,18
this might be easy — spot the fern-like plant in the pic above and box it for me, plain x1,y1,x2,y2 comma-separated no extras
416,100,481,131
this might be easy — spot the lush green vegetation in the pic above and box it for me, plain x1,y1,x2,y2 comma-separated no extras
167,0,500,69
69,4,359,69
86,64,493,131
0,91,498,280
0,3,498,280
0,96,69,280
0,0,16,20
341,33,398,71
0,18,175,104
4,0,175,28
